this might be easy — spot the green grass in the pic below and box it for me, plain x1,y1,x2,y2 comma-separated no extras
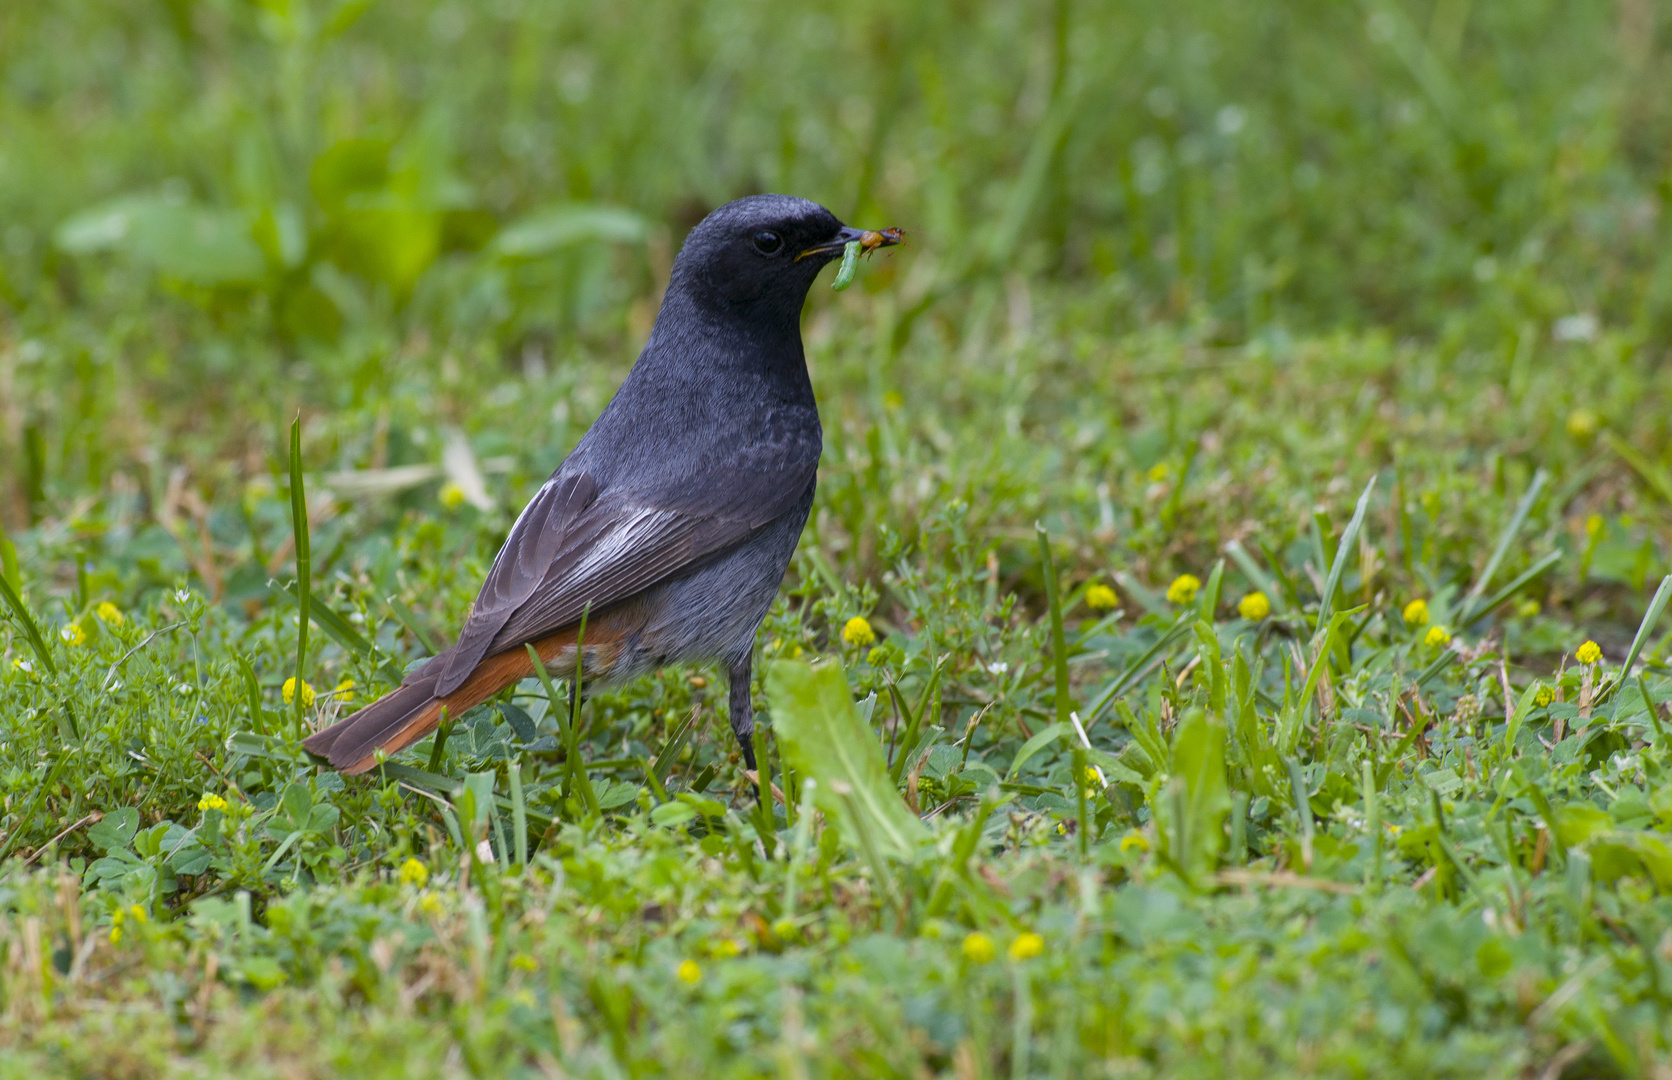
5,0,1672,1075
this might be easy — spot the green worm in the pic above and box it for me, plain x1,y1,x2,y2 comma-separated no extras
831,240,862,291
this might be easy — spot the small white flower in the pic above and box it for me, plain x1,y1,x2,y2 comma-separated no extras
987,661,1008,675
176,682,196,695
1553,313,1598,343
175,588,192,604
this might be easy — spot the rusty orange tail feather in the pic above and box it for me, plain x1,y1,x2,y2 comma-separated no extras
304,625,594,775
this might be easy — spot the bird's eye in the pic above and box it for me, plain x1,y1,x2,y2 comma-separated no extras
752,230,784,255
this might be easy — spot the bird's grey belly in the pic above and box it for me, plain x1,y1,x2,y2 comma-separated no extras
604,485,813,680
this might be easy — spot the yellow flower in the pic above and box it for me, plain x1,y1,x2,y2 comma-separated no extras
1576,640,1602,665
1082,766,1101,788
1120,832,1149,853
1166,574,1201,605
1085,584,1118,612
197,793,227,813
1533,685,1554,707
282,677,315,707
439,482,466,509
1566,409,1599,440
399,858,429,886
1009,932,1044,961
1516,598,1541,618
1585,514,1605,541
883,390,904,411
418,893,443,915
335,678,356,702
1147,463,1169,482
60,622,86,646
677,959,702,984
841,616,876,647
962,932,996,964
510,953,538,972
1237,591,1270,621
1402,599,1429,627
1424,625,1451,648
712,939,741,959
95,602,124,626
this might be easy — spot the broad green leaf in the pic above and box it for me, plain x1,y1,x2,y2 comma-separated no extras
56,193,266,285
455,772,496,829
1171,711,1230,871
270,783,315,837
766,659,927,860
1555,804,1611,848
88,808,140,854
1006,722,1068,779
650,801,697,828
492,204,649,257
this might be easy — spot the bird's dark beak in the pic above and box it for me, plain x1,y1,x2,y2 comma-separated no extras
797,225,903,262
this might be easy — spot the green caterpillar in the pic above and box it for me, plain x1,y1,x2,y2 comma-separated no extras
831,240,862,291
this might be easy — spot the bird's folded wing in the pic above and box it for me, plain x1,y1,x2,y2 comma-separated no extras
432,471,763,696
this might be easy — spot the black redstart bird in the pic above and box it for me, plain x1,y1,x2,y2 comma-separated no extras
304,194,900,776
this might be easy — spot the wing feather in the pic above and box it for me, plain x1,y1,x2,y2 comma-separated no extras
433,424,820,698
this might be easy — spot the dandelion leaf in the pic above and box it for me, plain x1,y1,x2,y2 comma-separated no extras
766,658,927,859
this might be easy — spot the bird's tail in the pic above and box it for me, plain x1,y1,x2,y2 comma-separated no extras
304,626,585,774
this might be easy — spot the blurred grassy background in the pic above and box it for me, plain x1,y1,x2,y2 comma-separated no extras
5,0,1672,427
5,0,1672,623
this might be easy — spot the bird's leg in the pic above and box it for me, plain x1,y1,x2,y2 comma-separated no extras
728,653,758,776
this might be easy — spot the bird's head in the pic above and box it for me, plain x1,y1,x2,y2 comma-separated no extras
668,194,900,319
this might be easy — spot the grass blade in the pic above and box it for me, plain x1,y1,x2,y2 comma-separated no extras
1112,571,1168,616
384,595,439,656
1458,469,1547,626
888,658,941,784
1606,432,1672,508
1315,476,1375,634
1459,549,1562,631
287,416,311,738
237,653,265,737
508,757,528,867
273,582,402,683
1037,524,1071,729
1285,756,1314,870
651,705,701,785
1413,646,1457,690
1596,574,1672,707
0,521,19,595
0,570,55,676
1082,616,1195,726
525,642,599,814
1223,540,1285,613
